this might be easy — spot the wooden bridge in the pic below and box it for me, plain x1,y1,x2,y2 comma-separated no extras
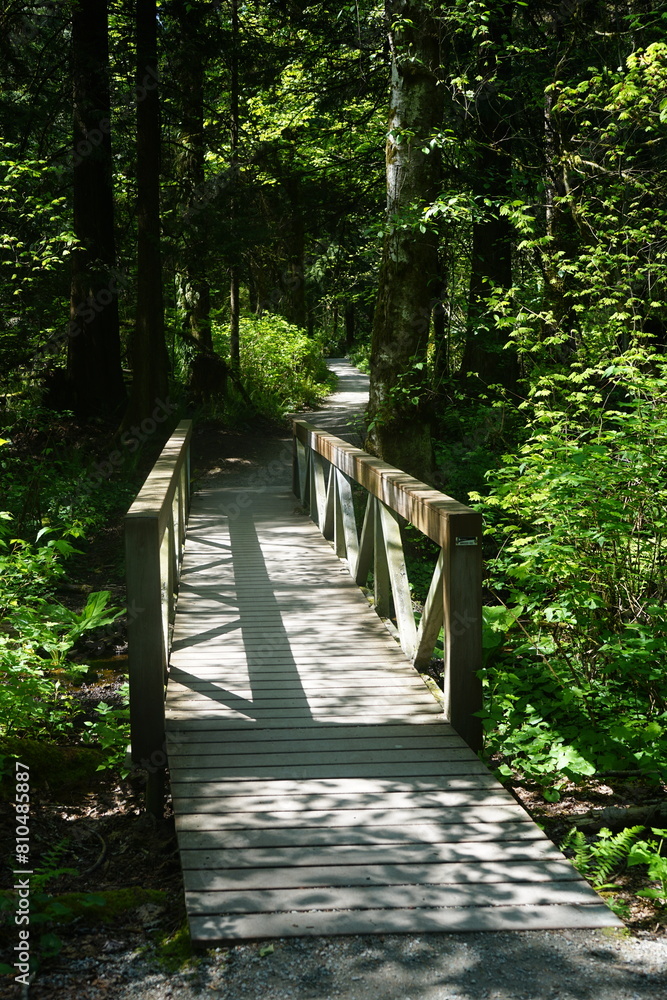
124,361,620,943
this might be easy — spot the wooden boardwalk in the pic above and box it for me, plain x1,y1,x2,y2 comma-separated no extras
165,462,620,942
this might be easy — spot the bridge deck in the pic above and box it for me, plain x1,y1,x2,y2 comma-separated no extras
165,476,619,943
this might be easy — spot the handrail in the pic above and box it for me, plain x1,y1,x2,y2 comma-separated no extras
292,418,483,751
124,419,192,814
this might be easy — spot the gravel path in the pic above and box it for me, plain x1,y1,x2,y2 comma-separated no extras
28,926,667,1000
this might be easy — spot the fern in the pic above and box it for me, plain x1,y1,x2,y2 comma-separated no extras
561,825,645,888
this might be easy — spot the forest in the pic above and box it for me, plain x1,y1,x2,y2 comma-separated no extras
2,0,667,972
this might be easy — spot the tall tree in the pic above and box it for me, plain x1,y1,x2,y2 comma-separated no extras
122,0,169,429
170,0,212,352
229,0,241,369
459,0,518,390
68,0,126,419
366,1,443,482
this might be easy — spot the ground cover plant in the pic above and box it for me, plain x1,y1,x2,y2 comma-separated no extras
468,349,667,799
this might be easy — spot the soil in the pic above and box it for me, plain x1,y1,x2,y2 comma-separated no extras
2,378,667,999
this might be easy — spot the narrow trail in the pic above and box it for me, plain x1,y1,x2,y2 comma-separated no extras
159,361,666,999
167,350,614,941
25,360,667,1000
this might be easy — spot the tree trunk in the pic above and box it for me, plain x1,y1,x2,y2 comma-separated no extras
540,81,579,360
68,0,125,419
229,0,241,369
366,1,443,483
283,171,307,329
122,0,169,430
230,264,240,367
172,0,212,354
344,302,355,351
460,1,518,390
432,267,449,387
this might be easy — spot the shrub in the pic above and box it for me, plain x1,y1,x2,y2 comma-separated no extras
472,349,667,786
213,314,335,420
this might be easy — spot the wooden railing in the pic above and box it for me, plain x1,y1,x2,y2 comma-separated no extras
292,419,483,750
125,419,192,813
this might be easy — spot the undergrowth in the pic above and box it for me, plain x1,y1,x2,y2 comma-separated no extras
471,350,667,794
212,313,335,422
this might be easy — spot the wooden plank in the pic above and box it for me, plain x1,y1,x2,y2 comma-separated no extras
378,500,417,659
165,498,176,635
159,524,171,674
176,820,543,852
310,450,327,529
293,420,477,548
167,721,451,742
174,803,530,833
168,737,464,756
442,514,483,751
126,513,166,764
166,709,447,726
170,737,467,755
187,879,601,916
177,463,187,551
180,838,564,872
168,676,440,693
168,672,430,687
169,760,488,781
168,734,465,754
301,443,311,508
166,683,439,703
291,432,301,499
169,654,417,668
322,464,334,540
336,468,360,569
169,772,502,798
168,678,426,693
171,788,517,815
170,652,423,668
183,858,582,892
126,420,193,535
354,492,374,585
189,902,621,941
169,747,481,770
373,498,391,617
171,640,416,654
165,690,443,710
413,549,444,669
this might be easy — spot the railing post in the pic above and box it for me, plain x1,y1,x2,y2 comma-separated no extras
373,498,391,617
125,513,167,815
124,419,192,821
442,512,483,752
355,493,374,585
292,424,301,499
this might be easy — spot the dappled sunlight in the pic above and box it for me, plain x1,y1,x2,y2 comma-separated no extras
165,436,619,942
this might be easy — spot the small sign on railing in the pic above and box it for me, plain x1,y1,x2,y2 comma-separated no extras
455,536,478,546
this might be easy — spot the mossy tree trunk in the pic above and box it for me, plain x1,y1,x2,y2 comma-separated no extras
366,1,443,483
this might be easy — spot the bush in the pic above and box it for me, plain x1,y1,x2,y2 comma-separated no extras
213,314,335,420
472,349,667,787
